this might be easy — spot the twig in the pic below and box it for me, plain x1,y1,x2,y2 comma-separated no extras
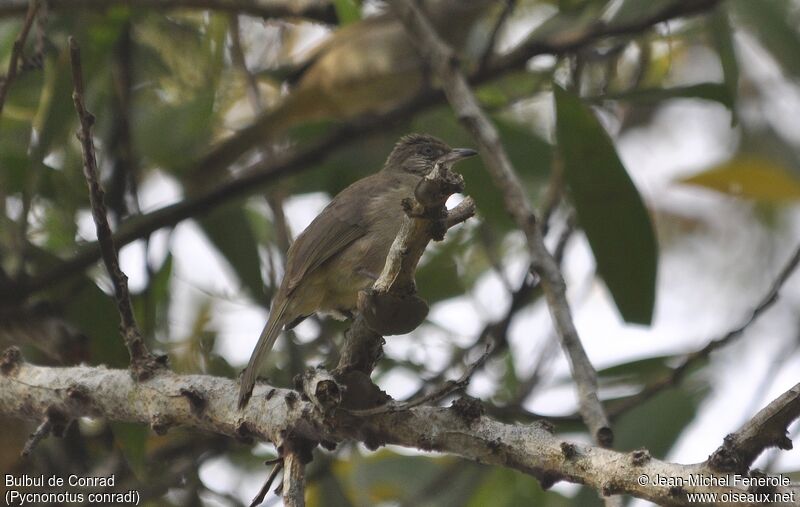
390,0,612,447
282,451,306,507
229,14,264,112
444,196,477,229
349,341,493,416
478,0,516,72
3,0,722,302
494,0,720,73
68,37,163,380
0,0,337,23
0,0,40,116
20,416,52,457
19,405,68,457
708,382,800,473
336,161,475,375
371,163,472,295
609,243,800,419
407,263,540,400
249,460,284,507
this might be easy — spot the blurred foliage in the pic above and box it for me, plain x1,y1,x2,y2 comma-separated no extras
2,0,800,505
555,85,657,324
681,156,800,201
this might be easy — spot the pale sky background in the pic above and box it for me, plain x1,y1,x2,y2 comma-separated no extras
71,8,800,506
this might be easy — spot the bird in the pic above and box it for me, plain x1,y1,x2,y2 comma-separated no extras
237,133,477,408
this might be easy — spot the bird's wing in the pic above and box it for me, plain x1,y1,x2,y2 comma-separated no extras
282,176,377,294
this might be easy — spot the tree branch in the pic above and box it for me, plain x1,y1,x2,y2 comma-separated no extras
282,449,306,507
0,0,40,116
493,0,721,73
348,342,492,416
0,0,337,23
709,383,800,473
69,37,163,380
249,460,283,507
2,357,796,506
390,0,611,447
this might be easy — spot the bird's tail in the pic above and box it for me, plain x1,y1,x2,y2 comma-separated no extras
238,298,290,409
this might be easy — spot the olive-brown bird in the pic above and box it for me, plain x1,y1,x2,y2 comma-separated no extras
238,134,476,408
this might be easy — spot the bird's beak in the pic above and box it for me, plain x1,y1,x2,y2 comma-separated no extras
441,148,478,165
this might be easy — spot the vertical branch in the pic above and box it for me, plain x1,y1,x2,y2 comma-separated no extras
68,37,163,380
390,0,612,448
281,451,306,507
0,0,39,115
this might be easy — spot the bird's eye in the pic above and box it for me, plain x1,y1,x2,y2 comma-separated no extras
420,146,435,157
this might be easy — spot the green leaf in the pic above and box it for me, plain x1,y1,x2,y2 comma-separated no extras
416,233,466,304
307,472,354,507
66,284,130,368
110,422,149,479
554,85,658,325
133,90,215,171
680,156,800,202
468,467,571,507
197,203,267,305
613,384,707,456
34,50,80,159
333,0,361,25
331,452,485,507
608,0,687,28
134,254,173,338
597,354,674,385
476,71,551,109
730,0,800,80
591,83,734,112
524,7,599,46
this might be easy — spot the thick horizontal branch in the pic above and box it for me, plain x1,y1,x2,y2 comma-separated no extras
0,357,321,445
1,359,796,506
3,0,721,302
0,0,337,22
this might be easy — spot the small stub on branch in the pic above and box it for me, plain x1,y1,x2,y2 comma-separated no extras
1,345,22,376
357,289,429,336
301,367,342,415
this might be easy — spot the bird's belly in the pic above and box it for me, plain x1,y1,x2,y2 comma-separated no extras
323,244,386,311
287,181,411,320
310,230,399,316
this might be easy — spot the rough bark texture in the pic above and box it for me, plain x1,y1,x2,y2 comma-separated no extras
2,360,798,506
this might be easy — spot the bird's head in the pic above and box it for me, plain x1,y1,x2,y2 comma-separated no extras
384,133,476,176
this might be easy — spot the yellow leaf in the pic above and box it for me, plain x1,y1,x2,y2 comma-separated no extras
680,157,800,202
